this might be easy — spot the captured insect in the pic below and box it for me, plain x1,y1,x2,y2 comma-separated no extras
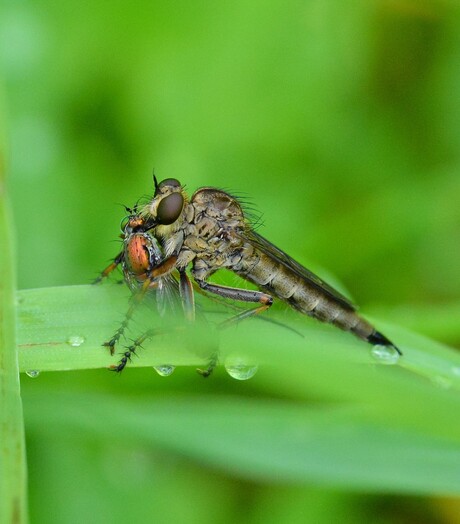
131,176,401,357
94,206,184,372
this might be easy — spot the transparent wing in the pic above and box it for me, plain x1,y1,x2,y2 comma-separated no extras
155,273,182,317
243,229,356,311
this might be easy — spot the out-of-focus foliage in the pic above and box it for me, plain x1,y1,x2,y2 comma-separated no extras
1,1,460,523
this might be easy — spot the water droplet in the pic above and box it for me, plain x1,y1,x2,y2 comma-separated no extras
67,335,85,347
432,375,452,389
225,356,258,381
370,345,400,365
153,365,175,377
25,370,40,378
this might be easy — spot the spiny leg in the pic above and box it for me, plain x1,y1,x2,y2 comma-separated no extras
192,280,246,313
105,255,179,354
103,295,142,355
218,303,272,329
110,328,158,373
110,325,189,373
191,279,300,334
196,280,273,318
93,252,124,284
194,279,273,377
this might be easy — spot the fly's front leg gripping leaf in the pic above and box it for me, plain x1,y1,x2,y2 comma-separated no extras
110,328,159,372
104,256,178,355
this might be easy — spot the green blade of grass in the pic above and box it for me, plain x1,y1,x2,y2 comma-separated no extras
0,159,28,520
17,284,217,372
17,284,460,390
17,283,460,443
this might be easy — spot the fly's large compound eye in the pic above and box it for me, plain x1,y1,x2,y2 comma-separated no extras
155,178,181,196
156,192,184,225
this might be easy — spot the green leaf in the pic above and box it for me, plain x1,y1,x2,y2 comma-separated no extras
17,283,460,495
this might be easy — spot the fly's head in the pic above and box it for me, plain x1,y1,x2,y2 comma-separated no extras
142,176,188,238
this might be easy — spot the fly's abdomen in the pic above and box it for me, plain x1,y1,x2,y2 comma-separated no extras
241,250,375,341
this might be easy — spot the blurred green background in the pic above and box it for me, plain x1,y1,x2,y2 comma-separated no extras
2,0,460,523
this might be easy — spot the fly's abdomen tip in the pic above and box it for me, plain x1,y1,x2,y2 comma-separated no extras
367,330,402,356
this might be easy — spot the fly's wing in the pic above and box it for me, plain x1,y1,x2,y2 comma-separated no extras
243,229,357,311
155,272,182,317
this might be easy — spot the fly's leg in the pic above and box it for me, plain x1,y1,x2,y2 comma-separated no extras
103,256,178,354
103,296,142,355
179,272,224,377
179,270,195,322
141,255,178,292
93,252,124,284
194,280,273,377
179,271,218,377
196,351,218,378
195,280,273,314
192,280,301,335
110,326,188,372
110,328,158,373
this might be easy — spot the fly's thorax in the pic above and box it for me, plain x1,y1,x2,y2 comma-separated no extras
191,188,245,225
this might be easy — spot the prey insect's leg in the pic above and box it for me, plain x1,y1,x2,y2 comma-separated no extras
93,252,124,284
194,280,273,378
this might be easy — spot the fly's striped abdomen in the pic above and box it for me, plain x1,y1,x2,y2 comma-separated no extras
240,247,376,342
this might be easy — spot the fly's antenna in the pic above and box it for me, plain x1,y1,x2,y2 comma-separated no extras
153,169,159,192
132,199,141,214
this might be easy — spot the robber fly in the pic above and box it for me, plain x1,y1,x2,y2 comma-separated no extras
134,177,401,356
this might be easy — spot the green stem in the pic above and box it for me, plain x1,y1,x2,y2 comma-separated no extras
0,183,29,523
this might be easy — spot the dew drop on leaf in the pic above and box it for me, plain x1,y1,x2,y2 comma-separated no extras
225,356,258,381
153,365,175,377
67,335,85,347
370,345,400,365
